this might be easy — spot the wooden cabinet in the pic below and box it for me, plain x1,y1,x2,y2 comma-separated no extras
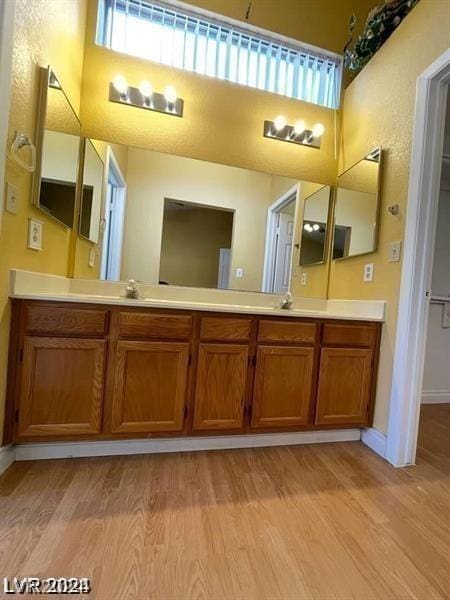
111,341,190,433
193,343,249,431
17,336,106,438
315,348,373,425
252,346,314,428
6,301,382,444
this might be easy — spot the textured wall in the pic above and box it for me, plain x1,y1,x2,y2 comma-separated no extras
80,1,338,185
328,0,450,433
0,0,87,438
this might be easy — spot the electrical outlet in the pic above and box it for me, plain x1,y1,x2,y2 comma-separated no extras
301,272,307,286
389,241,402,262
88,247,96,268
364,263,374,282
236,268,244,278
5,183,18,214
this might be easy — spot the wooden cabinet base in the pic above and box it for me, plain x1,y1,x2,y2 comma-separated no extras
6,300,381,444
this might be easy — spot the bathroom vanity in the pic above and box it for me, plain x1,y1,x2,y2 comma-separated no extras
6,295,382,443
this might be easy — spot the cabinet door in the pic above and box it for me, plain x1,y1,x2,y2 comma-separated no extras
17,337,106,438
193,343,248,431
251,345,314,429
315,348,373,425
111,341,189,433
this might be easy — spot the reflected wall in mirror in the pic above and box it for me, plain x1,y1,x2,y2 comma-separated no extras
332,147,383,260
299,185,331,266
33,67,81,228
79,139,104,243
74,140,325,294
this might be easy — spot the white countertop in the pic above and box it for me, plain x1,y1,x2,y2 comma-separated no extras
9,270,386,322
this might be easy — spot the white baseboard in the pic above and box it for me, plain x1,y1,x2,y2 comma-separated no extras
421,390,450,404
15,429,361,461
0,445,16,475
361,427,387,459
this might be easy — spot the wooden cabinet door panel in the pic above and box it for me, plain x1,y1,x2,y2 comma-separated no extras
18,337,106,438
193,344,248,430
315,348,373,425
111,341,189,433
251,346,314,428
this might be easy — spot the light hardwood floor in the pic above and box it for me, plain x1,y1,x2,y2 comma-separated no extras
0,405,449,599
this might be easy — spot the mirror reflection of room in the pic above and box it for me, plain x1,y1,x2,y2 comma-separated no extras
333,148,382,260
89,141,303,294
36,69,81,228
299,185,331,266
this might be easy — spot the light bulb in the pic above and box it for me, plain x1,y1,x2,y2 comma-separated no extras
312,224,320,231
273,115,287,132
304,223,313,232
312,123,325,137
139,80,153,99
164,85,177,105
113,74,128,97
293,119,306,136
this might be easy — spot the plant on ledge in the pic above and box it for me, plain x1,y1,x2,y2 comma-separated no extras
344,0,420,73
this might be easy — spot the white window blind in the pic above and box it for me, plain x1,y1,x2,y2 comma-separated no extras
97,0,341,109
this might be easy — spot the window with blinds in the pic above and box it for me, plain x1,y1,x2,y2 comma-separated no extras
97,0,342,109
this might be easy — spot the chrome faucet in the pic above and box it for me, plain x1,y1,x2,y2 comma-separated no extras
278,291,293,310
125,279,139,299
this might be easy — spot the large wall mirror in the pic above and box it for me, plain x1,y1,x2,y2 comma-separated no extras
79,139,104,243
332,147,383,260
32,66,81,228
299,185,332,267
72,139,337,295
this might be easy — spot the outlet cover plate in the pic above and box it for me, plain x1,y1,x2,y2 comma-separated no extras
364,263,374,282
5,183,18,214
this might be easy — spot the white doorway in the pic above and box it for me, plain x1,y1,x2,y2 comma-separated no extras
262,184,299,294
100,147,127,281
385,49,450,467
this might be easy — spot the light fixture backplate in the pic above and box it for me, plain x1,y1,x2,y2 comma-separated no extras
263,121,321,148
109,82,184,117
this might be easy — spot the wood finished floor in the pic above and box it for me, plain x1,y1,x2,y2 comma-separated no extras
0,405,449,600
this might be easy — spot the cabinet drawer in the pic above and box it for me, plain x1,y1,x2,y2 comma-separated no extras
322,323,376,347
25,305,108,336
118,311,192,339
258,320,317,344
200,316,252,341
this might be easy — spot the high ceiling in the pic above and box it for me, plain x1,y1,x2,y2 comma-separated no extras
188,0,380,55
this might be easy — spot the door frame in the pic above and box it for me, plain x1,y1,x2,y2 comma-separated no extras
262,184,299,293
100,146,127,280
0,0,15,233
386,49,450,467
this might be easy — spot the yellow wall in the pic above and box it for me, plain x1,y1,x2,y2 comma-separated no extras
188,0,376,56
0,0,87,438
328,0,450,433
80,1,338,185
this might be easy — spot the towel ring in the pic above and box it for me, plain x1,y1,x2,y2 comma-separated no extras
10,132,36,173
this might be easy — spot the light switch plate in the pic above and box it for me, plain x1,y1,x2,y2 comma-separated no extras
364,263,374,282
5,182,18,214
301,272,307,286
235,268,244,278
389,241,402,262
88,247,96,268
27,218,43,251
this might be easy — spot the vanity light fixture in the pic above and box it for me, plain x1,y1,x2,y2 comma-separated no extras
138,80,153,106
109,76,184,117
264,117,324,149
112,74,129,101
